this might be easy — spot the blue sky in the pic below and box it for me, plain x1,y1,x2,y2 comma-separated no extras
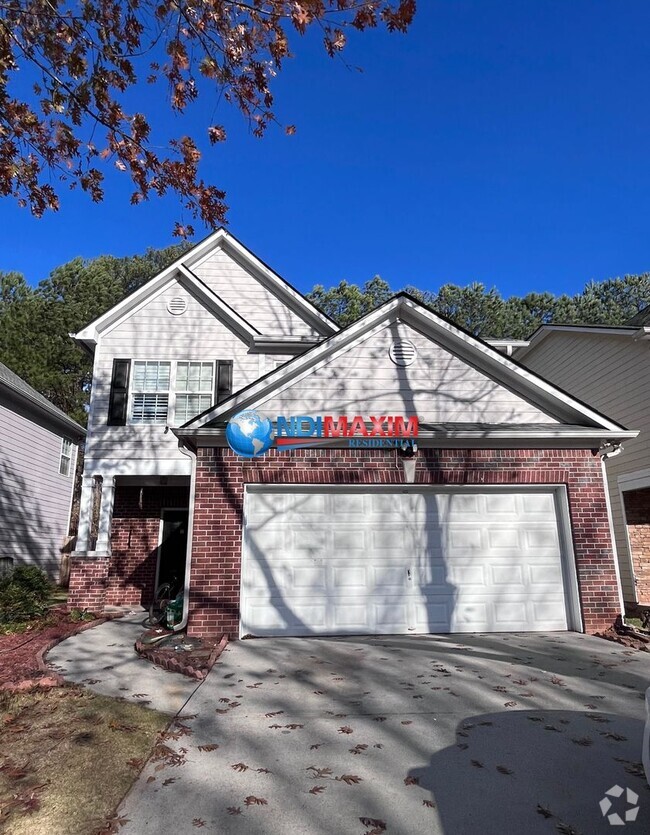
2,1,650,299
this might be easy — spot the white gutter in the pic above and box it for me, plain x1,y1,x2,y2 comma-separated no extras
173,443,198,633
599,456,626,618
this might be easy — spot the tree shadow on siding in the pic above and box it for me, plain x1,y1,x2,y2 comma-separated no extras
0,460,61,577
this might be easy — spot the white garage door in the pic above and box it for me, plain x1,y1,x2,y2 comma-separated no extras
240,487,578,637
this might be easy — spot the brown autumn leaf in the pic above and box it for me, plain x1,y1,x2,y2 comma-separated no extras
336,774,362,785
359,818,386,831
349,744,368,755
146,776,156,784
197,744,220,752
309,785,326,794
537,804,554,819
309,744,322,750
227,807,242,815
423,799,436,808
192,820,206,828
265,711,284,718
496,766,513,775
470,760,484,768
244,796,268,806
338,726,353,734
504,701,518,708
306,766,333,778
373,717,387,722
404,776,419,786
285,724,304,730
231,763,249,772
256,768,272,774
163,778,176,786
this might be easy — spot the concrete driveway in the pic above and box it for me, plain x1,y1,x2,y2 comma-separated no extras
112,632,650,834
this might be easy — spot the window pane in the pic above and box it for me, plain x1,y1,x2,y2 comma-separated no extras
59,456,70,476
131,393,169,424
133,361,170,392
176,362,213,393
176,393,211,423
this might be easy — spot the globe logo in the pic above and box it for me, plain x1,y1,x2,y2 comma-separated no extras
226,410,275,458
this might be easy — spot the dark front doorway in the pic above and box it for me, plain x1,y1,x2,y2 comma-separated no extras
157,509,189,591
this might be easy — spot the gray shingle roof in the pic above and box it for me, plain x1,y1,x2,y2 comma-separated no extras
0,361,85,438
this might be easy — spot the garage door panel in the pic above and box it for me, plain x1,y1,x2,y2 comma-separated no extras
241,488,573,637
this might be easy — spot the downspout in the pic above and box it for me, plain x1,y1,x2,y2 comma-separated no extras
598,442,625,619
173,442,198,633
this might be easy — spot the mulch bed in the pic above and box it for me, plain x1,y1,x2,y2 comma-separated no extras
0,607,108,691
135,630,228,680
594,615,650,651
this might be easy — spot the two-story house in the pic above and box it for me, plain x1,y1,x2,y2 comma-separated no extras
68,230,636,639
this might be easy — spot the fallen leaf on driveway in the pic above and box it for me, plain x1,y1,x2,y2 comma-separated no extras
423,800,436,808
338,726,353,734
373,717,386,722
537,804,554,818
197,744,219,752
244,796,268,806
309,785,326,794
404,776,419,785
231,763,249,772
227,807,241,815
496,766,513,775
192,820,206,827
359,818,386,831
336,774,362,785
470,760,483,769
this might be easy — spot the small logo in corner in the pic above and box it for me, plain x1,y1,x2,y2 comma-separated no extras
599,785,639,826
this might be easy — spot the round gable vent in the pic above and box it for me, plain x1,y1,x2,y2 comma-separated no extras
389,339,417,366
167,296,187,316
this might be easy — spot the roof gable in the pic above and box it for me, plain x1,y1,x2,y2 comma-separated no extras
180,294,630,437
72,229,338,348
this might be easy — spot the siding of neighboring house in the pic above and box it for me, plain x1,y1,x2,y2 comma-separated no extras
520,331,650,601
0,393,78,577
192,247,320,337
84,277,288,474
257,322,560,424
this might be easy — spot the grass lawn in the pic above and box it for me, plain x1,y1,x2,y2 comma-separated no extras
0,686,169,834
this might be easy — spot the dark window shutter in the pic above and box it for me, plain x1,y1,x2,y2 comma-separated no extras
215,360,233,405
108,359,131,425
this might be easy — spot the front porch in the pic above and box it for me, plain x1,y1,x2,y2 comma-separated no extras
69,476,189,612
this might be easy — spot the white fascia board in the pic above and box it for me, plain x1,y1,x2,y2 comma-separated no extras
401,301,628,432
192,233,339,336
181,302,401,429
174,427,637,449
177,264,260,342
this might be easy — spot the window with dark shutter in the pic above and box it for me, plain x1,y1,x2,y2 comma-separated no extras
108,359,131,425
215,360,233,404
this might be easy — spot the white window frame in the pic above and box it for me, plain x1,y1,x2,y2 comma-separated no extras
129,360,172,425
59,438,73,476
127,360,217,426
174,361,215,425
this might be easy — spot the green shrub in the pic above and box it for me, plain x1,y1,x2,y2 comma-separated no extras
0,565,51,623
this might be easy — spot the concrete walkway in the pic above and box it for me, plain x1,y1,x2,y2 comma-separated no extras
111,632,650,835
46,612,199,715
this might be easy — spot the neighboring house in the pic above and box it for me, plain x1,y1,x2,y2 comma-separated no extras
68,230,636,638
514,323,650,610
0,362,85,578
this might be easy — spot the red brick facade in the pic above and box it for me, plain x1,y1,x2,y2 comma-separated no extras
186,446,620,639
69,485,189,611
623,488,650,604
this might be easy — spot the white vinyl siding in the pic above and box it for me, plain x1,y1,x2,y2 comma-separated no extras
192,247,320,337
84,278,271,470
257,320,559,424
0,396,78,577
59,438,73,476
521,331,650,602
